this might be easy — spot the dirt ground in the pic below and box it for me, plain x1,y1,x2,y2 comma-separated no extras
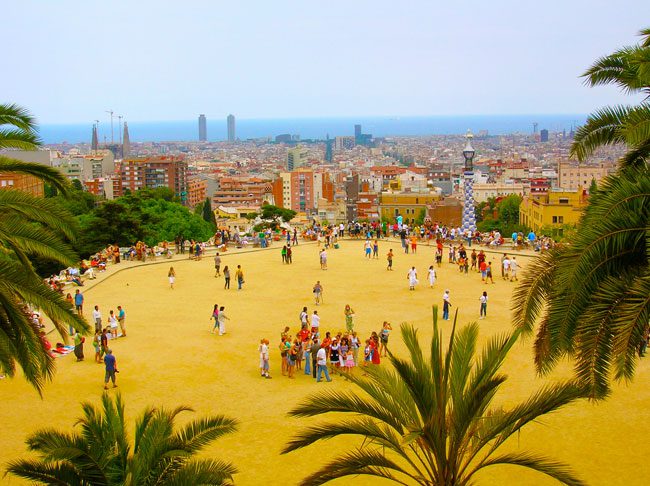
1,239,648,485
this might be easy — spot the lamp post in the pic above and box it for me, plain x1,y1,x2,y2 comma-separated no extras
461,130,477,235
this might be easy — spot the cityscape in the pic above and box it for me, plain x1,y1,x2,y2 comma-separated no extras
1,2,649,486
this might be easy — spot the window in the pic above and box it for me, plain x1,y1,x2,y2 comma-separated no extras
416,198,419,204
552,216,558,224
394,209,399,216
559,198,569,204
558,216,564,224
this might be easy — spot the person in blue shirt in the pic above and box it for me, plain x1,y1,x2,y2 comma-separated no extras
103,349,118,390
74,289,84,316
528,231,536,243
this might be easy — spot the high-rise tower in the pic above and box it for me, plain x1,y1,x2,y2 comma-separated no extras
227,114,236,142
91,124,99,152
123,122,131,159
198,114,207,141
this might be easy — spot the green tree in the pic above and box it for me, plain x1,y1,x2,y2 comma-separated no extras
6,393,238,485
283,307,587,486
497,194,522,227
0,103,89,393
512,28,650,398
202,196,216,228
588,178,598,195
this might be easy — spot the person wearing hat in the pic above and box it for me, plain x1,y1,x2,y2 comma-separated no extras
103,349,118,390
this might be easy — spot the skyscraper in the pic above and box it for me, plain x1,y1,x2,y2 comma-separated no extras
354,124,362,140
227,114,236,142
91,124,99,152
540,129,549,142
122,122,131,159
198,114,207,141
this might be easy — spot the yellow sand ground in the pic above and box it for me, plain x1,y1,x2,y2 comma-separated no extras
1,239,648,485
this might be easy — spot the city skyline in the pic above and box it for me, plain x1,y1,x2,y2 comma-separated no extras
3,1,649,124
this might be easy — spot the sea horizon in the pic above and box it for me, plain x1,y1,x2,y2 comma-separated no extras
39,114,587,144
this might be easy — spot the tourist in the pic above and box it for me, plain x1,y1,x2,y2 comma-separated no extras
386,248,394,270
168,267,176,289
379,321,392,357
74,289,84,316
372,240,379,259
364,239,372,259
313,281,323,305
410,234,417,253
510,256,519,281
103,349,118,390
286,245,292,264
259,338,271,378
300,306,309,328
479,260,488,282
443,290,452,321
480,291,488,319
287,339,297,378
486,262,495,284
370,333,381,365
100,328,109,361
93,331,101,363
281,245,287,264
407,266,418,290
235,265,244,290
428,265,436,288
108,310,118,338
319,249,327,270
344,304,355,332
344,339,355,372
92,305,102,333
350,331,360,365
316,345,332,382
214,252,222,277
210,304,219,334
470,249,477,271
303,337,313,375
279,331,290,376
501,253,509,280
218,306,229,335
363,339,372,370
311,310,320,335
117,305,126,337
73,331,84,362
223,265,231,289
330,338,340,371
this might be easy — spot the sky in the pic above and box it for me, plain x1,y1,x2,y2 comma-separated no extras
3,0,649,124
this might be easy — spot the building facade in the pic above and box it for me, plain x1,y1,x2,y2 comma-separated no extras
118,156,188,203
519,188,588,235
227,114,236,142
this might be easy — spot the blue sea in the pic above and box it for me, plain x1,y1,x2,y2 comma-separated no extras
40,114,587,144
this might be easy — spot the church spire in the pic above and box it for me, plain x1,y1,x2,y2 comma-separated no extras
91,124,99,152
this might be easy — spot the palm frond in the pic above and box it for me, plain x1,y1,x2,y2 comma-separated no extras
570,105,631,161
4,459,82,486
0,103,38,132
0,156,71,195
472,452,586,486
174,415,239,452
163,459,238,486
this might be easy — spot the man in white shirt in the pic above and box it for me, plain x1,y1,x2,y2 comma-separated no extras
259,339,271,378
92,305,102,333
502,256,511,280
510,257,519,281
316,346,332,382
311,310,320,336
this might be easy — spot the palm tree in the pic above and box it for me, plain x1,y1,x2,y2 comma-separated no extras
282,307,588,486
6,393,239,485
512,28,650,398
0,102,90,393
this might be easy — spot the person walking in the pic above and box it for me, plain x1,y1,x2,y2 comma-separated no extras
223,265,231,289
485,261,495,284
74,289,84,316
210,304,220,333
103,349,118,390
442,290,452,320
316,345,332,382
319,249,328,270
510,256,519,281
235,265,244,290
168,267,176,289
311,310,320,335
218,306,229,335
407,266,418,290
214,252,222,277
386,248,393,270
379,321,392,357
428,265,436,288
344,304,355,332
117,305,126,337
92,305,102,333
364,239,372,259
313,281,323,305
479,291,488,319
372,240,379,259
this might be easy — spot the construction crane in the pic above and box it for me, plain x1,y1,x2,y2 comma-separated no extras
106,109,114,144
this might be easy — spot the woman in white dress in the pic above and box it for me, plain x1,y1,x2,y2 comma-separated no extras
407,266,418,290
428,265,436,288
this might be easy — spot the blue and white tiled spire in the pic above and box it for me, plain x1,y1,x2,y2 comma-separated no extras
461,130,477,233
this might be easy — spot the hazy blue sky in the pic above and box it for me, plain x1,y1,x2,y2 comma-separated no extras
4,1,649,123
